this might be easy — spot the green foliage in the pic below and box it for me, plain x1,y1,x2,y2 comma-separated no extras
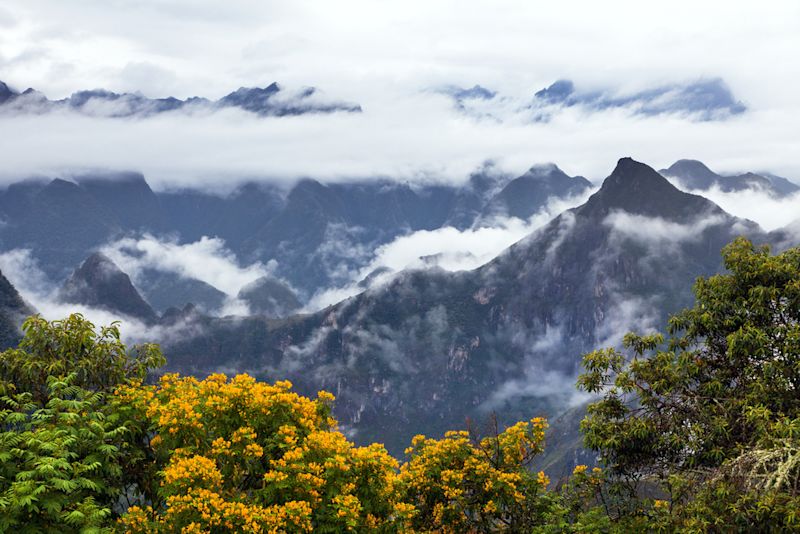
0,314,164,533
0,314,164,402
0,374,121,532
578,237,800,529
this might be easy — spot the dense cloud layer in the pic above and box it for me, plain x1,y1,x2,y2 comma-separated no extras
1,104,799,191
0,1,798,187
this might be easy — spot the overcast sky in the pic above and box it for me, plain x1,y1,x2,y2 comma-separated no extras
1,0,799,187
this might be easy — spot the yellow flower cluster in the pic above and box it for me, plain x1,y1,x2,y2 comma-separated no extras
120,490,314,533
263,427,403,528
399,418,549,531
116,373,560,533
573,464,588,475
162,455,223,490
537,470,550,487
117,372,405,532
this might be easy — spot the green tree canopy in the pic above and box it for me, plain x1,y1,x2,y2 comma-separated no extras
578,237,800,529
0,314,163,402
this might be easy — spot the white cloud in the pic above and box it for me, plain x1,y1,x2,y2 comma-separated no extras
1,1,798,106
664,184,800,232
0,1,797,189
603,210,729,245
594,295,661,350
305,188,595,310
100,234,272,296
0,248,52,299
484,369,591,411
0,98,799,193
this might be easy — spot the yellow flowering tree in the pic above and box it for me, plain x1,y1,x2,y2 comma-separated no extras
398,418,560,532
116,373,407,533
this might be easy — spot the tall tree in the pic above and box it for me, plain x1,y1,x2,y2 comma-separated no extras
578,237,800,529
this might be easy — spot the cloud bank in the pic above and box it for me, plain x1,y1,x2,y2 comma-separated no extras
0,1,798,188
0,248,200,342
100,235,272,296
664,184,800,232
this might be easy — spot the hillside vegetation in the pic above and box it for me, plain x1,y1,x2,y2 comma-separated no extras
1,237,799,532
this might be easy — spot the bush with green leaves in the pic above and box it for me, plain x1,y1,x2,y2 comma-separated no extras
0,314,164,533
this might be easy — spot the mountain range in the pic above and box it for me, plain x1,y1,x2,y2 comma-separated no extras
531,78,746,119
444,78,748,122
0,80,361,118
49,158,778,461
0,163,593,306
661,159,800,196
0,157,797,477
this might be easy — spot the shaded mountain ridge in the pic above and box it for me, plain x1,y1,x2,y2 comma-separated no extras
661,159,799,197
0,269,34,348
160,157,771,460
0,163,593,302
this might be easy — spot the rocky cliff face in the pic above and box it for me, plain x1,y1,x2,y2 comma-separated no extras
0,269,34,349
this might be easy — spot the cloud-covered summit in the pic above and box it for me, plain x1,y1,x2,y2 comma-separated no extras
441,78,746,123
531,78,745,120
0,80,361,118
660,159,799,197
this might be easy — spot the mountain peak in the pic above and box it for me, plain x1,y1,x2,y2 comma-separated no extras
534,79,575,104
477,162,592,222
662,159,798,197
666,158,715,175
661,159,719,189
602,157,672,192
76,252,122,279
525,162,562,177
59,253,158,324
0,81,15,104
581,157,718,219
237,276,301,317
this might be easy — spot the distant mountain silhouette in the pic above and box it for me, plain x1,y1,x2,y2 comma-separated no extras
238,276,301,317
532,78,746,120
661,159,799,197
0,80,361,118
136,270,227,314
477,164,591,222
